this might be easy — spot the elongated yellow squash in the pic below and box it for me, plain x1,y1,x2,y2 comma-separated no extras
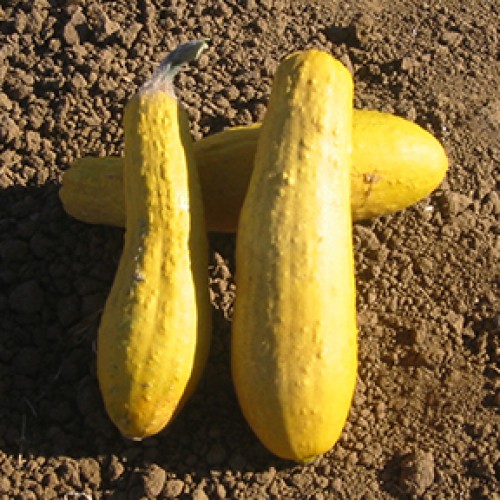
59,110,448,232
97,41,211,439
232,50,357,462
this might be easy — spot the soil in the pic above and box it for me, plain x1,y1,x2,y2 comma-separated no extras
0,0,498,498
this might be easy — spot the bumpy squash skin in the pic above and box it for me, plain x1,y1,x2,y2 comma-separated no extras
97,56,211,439
232,50,357,462
59,111,448,232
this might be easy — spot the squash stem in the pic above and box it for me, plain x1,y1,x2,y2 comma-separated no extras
141,39,209,95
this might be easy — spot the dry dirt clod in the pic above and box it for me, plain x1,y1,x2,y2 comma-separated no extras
164,478,184,498
142,463,166,497
8,280,44,314
400,450,435,497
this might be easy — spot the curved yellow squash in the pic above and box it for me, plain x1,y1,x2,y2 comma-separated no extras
59,110,448,232
97,41,211,439
232,50,357,462
350,110,447,220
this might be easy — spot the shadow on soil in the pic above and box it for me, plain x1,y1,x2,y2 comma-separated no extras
0,183,297,494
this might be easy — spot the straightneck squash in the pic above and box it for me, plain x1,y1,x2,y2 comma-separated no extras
231,49,357,462
97,40,212,439
59,110,448,232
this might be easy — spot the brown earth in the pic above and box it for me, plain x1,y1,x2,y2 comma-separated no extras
0,0,498,498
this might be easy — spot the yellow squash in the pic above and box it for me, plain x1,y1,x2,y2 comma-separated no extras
232,50,357,462
59,110,448,232
97,41,211,439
